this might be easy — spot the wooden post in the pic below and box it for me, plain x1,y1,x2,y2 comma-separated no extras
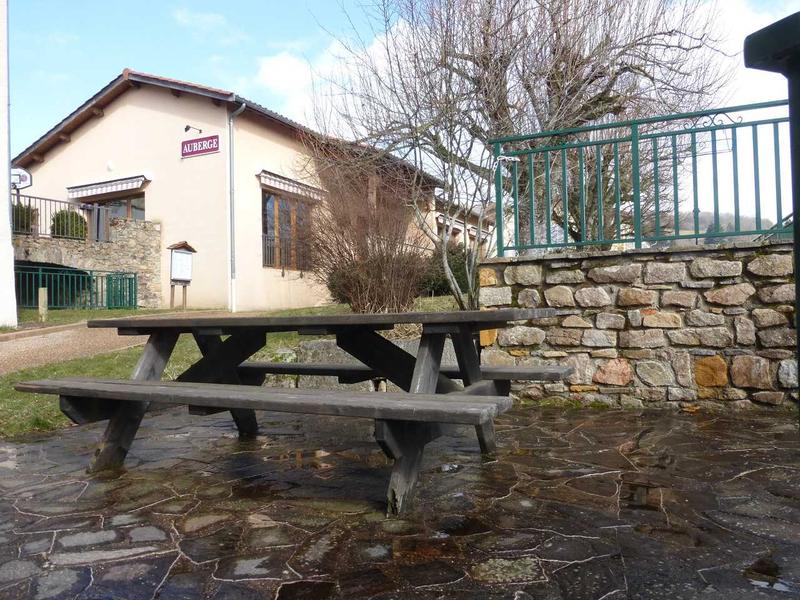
181,284,187,310
37,287,47,322
170,284,175,309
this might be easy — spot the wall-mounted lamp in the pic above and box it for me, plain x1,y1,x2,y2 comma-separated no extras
184,124,203,134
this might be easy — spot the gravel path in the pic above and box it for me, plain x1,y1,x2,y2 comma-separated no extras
0,325,147,375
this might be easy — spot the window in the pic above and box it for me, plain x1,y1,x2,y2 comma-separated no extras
262,192,312,270
98,194,145,221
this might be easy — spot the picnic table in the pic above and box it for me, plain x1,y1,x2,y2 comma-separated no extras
16,308,571,514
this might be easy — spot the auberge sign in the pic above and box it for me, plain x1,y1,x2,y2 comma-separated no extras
181,135,220,159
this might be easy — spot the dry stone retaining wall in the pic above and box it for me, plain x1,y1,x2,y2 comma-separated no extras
479,241,798,411
13,219,162,308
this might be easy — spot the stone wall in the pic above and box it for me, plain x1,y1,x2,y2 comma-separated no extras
13,219,162,308
478,241,798,411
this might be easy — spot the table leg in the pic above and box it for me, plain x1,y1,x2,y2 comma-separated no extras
451,325,498,455
375,419,441,515
89,331,179,473
181,332,264,438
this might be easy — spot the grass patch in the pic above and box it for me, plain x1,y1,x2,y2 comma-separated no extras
1,296,456,438
14,307,181,329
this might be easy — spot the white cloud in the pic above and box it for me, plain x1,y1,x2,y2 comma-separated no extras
250,40,346,124
172,8,249,46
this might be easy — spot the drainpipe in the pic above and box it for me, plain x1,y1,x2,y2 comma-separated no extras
228,101,246,312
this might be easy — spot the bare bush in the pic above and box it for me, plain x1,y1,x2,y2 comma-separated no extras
304,137,433,313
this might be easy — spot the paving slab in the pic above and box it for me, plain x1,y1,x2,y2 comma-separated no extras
0,406,798,598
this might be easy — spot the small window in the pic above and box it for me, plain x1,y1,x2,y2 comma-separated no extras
97,195,145,221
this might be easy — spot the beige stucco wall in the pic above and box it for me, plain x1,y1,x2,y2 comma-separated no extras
21,85,231,309
230,113,330,312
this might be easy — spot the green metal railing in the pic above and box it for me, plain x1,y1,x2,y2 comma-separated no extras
14,266,138,309
491,100,792,255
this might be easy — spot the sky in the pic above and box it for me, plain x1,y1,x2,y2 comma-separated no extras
8,0,800,174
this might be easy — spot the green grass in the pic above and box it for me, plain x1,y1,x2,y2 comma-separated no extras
14,307,176,328
0,296,457,438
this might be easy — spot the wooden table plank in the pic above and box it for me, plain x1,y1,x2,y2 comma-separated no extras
86,308,557,334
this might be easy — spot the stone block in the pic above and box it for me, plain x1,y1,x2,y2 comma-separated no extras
689,257,742,278
497,326,546,347
517,288,540,308
758,284,795,304
661,290,697,308
685,310,725,327
734,316,756,345
642,311,682,328
703,283,756,306
593,358,633,385
481,347,516,366
581,330,617,347
574,287,612,307
504,263,543,285
636,361,675,386
697,327,734,348
596,312,625,330
694,355,728,387
565,353,594,385
757,327,796,348
619,330,666,348
617,288,657,307
591,349,618,358
480,286,512,307
751,391,784,405
730,355,772,389
627,309,643,327
545,269,584,284
752,308,788,328
478,267,497,286
747,254,793,277
479,328,497,347
778,359,797,388
666,329,700,346
644,262,686,284
561,315,592,328
544,286,575,307
586,264,642,283
545,327,583,346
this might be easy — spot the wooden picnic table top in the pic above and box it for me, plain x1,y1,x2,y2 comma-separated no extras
87,307,556,334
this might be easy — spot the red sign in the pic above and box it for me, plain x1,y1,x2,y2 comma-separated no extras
181,135,219,158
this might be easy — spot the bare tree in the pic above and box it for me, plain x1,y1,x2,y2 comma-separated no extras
301,136,433,313
312,0,729,306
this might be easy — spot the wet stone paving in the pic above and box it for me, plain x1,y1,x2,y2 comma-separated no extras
0,406,798,599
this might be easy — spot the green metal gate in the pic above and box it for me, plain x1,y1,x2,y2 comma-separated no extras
14,265,138,309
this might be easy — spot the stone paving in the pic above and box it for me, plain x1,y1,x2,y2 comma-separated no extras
0,406,798,599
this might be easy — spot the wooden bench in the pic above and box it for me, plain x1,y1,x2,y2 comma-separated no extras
238,361,572,390
15,377,512,514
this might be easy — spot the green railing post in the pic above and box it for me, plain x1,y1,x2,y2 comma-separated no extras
494,142,504,257
630,123,642,248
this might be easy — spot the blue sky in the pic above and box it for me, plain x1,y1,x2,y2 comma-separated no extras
9,0,368,155
9,0,800,156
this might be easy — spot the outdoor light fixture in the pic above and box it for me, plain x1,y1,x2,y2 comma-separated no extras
184,124,203,134
744,11,800,427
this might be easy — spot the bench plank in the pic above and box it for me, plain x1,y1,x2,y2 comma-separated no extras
15,378,510,425
237,361,572,382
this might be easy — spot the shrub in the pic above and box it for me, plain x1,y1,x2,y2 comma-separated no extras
421,243,469,296
325,249,426,313
11,202,35,233
51,209,87,239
